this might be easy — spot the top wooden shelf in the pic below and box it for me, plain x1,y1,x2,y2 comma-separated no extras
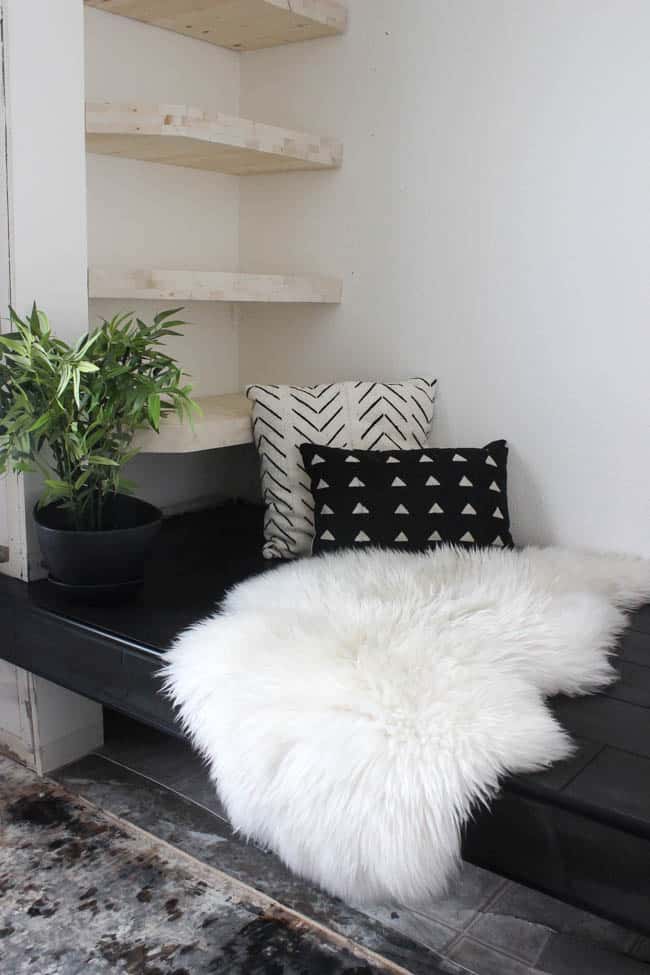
84,0,348,51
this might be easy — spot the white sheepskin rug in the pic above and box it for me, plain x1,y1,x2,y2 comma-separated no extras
162,545,650,906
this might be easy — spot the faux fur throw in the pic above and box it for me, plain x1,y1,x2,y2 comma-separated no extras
163,546,650,906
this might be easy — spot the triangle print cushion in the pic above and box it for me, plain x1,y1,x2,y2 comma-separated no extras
300,440,513,556
247,378,437,558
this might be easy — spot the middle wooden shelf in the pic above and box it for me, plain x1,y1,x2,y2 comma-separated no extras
89,267,342,303
86,101,343,175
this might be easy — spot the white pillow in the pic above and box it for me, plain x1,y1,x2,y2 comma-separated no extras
246,378,437,559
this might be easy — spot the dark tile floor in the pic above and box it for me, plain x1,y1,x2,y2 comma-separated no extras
52,710,650,975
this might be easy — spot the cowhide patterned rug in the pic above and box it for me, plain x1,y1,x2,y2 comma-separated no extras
0,755,388,975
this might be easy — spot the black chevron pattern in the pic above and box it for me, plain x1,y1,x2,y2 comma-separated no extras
247,379,437,559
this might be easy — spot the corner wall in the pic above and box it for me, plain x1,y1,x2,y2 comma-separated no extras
239,0,650,556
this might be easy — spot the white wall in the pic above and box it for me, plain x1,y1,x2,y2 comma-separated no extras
239,0,650,557
3,0,90,578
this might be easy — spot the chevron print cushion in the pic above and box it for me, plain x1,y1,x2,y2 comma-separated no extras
246,378,437,559
300,440,513,555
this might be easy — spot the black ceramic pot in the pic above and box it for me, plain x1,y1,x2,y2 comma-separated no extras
34,494,162,594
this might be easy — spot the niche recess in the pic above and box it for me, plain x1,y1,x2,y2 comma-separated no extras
84,0,346,451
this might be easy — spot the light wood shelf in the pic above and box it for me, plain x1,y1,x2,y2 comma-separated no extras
84,0,348,51
134,393,252,453
86,102,342,175
89,267,342,303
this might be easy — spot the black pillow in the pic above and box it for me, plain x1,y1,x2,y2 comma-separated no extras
300,440,513,555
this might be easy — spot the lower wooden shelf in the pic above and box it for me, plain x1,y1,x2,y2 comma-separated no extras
89,267,342,304
134,393,252,453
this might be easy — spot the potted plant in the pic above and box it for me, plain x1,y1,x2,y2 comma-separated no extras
0,304,198,594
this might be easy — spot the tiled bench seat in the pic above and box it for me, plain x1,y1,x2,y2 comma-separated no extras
1,502,649,934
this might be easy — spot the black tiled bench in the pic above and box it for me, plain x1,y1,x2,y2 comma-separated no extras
1,502,649,935
464,604,650,935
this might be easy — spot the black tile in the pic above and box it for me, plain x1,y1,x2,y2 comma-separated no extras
552,695,650,760
514,738,603,793
605,660,650,708
538,933,650,974
363,906,456,954
487,881,637,954
633,938,650,963
98,721,203,786
466,906,552,964
464,791,650,936
172,769,229,820
401,862,506,931
27,502,268,652
564,747,650,831
620,628,650,668
447,937,536,974
629,605,650,637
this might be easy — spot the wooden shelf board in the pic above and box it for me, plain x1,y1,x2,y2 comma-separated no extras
89,267,343,303
84,0,348,51
86,102,342,175
134,393,252,453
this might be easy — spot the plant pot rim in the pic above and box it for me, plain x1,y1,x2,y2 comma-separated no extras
33,494,162,536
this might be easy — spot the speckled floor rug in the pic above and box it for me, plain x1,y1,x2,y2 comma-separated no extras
0,756,394,975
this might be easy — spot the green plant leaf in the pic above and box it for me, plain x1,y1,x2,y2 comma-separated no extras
147,392,161,430
87,455,120,467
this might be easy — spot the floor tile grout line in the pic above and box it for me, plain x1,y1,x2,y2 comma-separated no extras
447,927,554,972
451,877,557,970
89,749,231,826
555,742,606,793
404,873,510,934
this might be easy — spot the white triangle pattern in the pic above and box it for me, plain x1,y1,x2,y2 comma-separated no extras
355,531,371,543
321,530,335,541
392,476,407,487
428,531,442,542
486,455,497,467
462,504,477,515
459,476,473,487
386,456,400,464
349,477,365,488
395,532,408,543
453,453,467,463
395,504,409,515
311,454,326,465
460,531,475,543
345,455,360,463
321,504,334,515
316,479,329,490
352,502,369,515
489,481,501,493
493,507,504,520
419,455,434,463
492,536,505,547
426,476,440,486
430,503,444,514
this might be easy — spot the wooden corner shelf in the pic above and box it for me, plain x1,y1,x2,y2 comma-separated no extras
84,0,348,51
134,393,252,453
86,102,343,175
89,266,342,303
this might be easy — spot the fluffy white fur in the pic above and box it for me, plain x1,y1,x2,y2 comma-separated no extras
162,546,650,906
